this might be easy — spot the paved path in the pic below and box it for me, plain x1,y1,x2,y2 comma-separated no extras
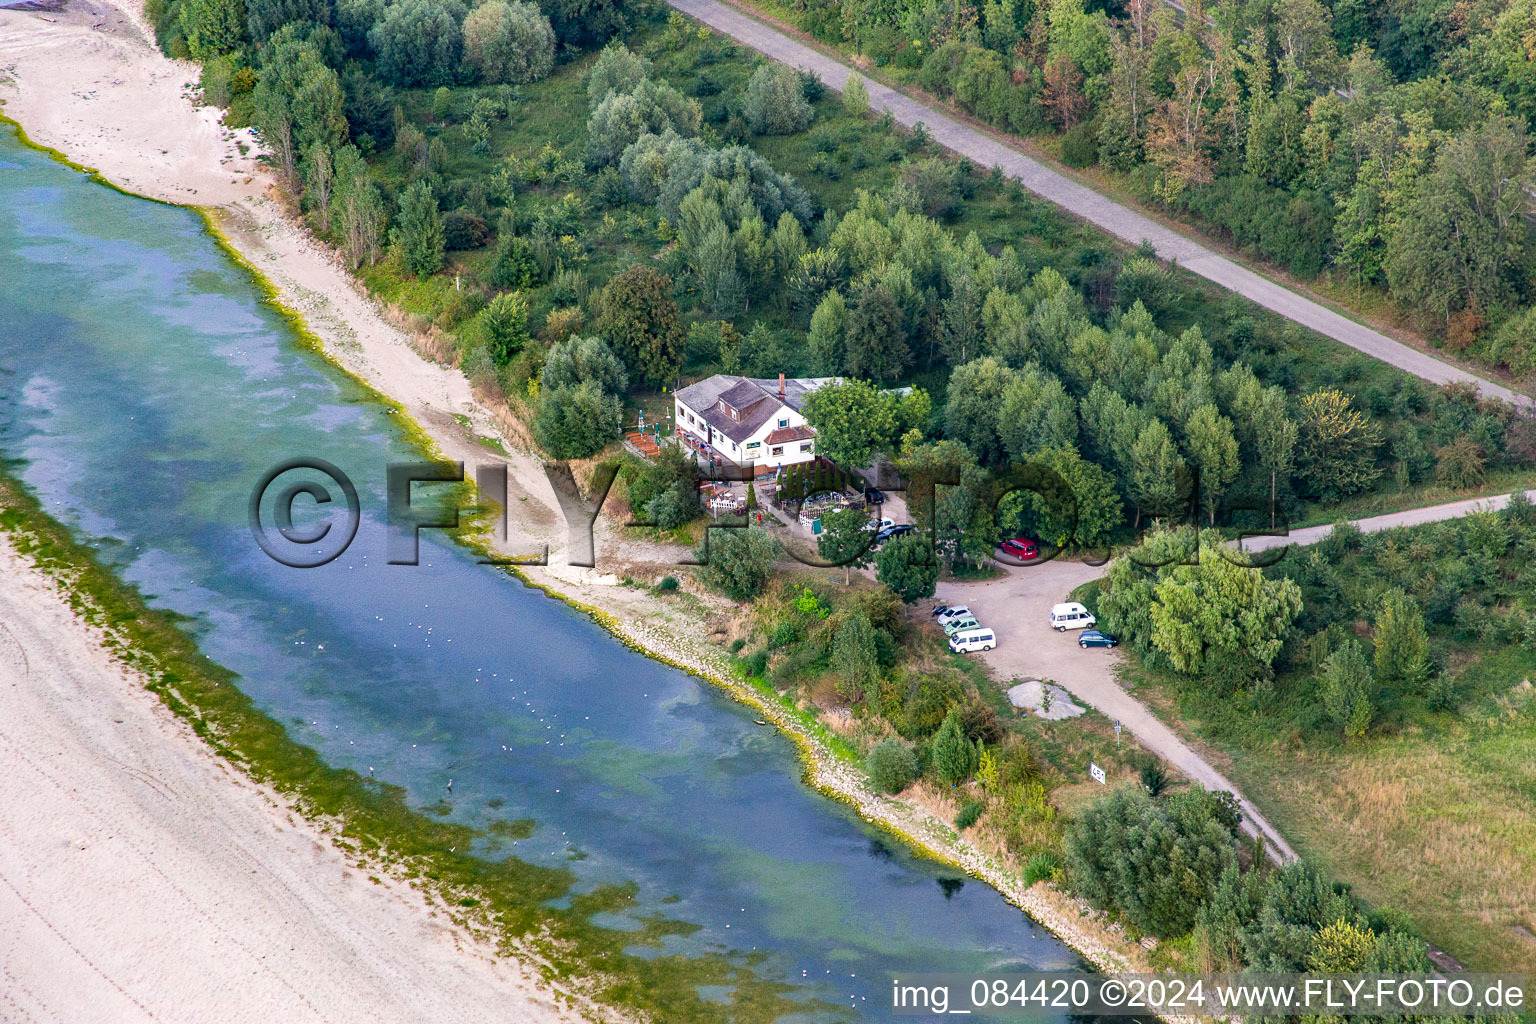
669,0,1531,409
933,487,1530,864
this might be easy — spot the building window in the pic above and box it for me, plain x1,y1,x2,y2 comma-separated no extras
778,418,789,427
771,446,784,456
799,442,812,452
746,441,760,449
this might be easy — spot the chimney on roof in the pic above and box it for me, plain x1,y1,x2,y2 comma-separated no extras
778,373,786,399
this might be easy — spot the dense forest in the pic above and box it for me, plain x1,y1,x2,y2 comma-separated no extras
146,0,1536,557
752,0,1536,369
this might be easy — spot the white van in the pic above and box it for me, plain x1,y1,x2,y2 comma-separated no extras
949,627,996,653
1048,602,1096,631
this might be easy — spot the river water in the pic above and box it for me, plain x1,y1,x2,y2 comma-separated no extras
0,127,1098,1020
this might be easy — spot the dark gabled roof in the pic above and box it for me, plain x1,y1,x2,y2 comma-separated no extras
703,398,778,445
716,379,770,416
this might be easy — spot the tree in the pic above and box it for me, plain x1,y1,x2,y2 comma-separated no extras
801,378,899,467
1128,419,1185,525
369,0,465,88
1275,0,1341,91
931,710,978,785
1064,788,1238,937
534,337,627,460
1373,591,1429,687
245,0,328,42
998,366,1078,461
1149,530,1303,686
586,79,701,164
595,265,684,386
586,42,651,104
874,531,939,602
1184,404,1240,525
184,0,246,57
743,63,814,135
462,0,555,84
998,446,1122,550
542,0,628,49
832,611,879,701
1042,54,1087,128
1385,116,1532,324
532,380,623,459
479,292,531,363
818,506,875,584
807,290,847,373
1307,918,1377,972
943,357,1016,466
843,280,911,383
337,168,385,268
251,39,347,187
1319,638,1374,738
540,334,628,394
392,180,445,278
1295,388,1382,501
866,738,919,793
697,528,778,601
843,72,869,116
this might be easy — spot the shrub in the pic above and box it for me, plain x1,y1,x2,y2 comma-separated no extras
742,63,814,135
743,648,769,677
866,739,920,794
769,620,798,647
1060,121,1099,168
1022,851,1060,886
586,42,651,105
586,79,701,165
442,209,488,249
954,800,984,830
697,528,778,601
843,72,869,115
728,637,746,653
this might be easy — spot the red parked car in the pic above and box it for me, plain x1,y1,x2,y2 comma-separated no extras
999,537,1039,560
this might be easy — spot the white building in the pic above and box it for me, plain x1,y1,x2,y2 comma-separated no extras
673,374,836,470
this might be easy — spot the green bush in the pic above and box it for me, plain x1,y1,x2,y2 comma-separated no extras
655,575,680,592
1060,121,1099,168
1022,851,1060,886
954,800,984,830
866,738,920,794
769,620,798,648
743,648,769,677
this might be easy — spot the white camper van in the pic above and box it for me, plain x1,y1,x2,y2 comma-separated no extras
1048,602,1096,631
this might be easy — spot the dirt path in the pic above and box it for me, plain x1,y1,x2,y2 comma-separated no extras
666,0,1530,409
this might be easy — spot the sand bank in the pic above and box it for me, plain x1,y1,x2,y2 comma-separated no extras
0,1,1162,1014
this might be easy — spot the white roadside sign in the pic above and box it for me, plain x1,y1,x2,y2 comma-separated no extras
1090,762,1106,786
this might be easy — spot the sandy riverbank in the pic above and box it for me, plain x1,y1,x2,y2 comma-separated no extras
0,534,587,1024
0,0,1161,1012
